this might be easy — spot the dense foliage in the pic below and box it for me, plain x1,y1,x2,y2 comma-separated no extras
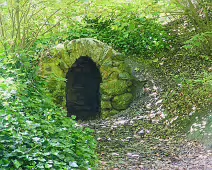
67,14,171,58
0,55,98,169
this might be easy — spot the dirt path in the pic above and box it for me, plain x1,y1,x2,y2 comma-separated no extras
84,100,212,169
86,115,212,169
81,60,212,169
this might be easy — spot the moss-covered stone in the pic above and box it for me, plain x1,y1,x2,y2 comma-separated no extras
100,66,121,80
101,66,113,80
40,38,134,118
112,61,121,67
112,93,133,110
101,101,112,109
102,110,119,118
62,52,72,68
119,62,131,72
112,52,125,61
101,58,113,67
102,94,111,101
109,72,119,79
59,60,69,72
118,72,132,80
101,80,130,96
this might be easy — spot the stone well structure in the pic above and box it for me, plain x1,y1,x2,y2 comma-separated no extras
40,38,133,119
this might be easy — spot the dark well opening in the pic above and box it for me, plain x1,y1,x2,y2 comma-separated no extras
66,56,102,120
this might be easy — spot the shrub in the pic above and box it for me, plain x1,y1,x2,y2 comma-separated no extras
84,15,170,57
64,10,171,58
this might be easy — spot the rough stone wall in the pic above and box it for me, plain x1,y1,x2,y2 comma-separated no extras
40,38,133,118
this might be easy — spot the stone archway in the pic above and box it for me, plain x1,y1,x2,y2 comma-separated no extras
41,38,134,119
66,56,102,120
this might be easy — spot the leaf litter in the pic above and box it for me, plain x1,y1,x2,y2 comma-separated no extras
80,61,212,170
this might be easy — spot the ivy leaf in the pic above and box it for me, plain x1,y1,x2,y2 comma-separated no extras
13,160,22,168
153,58,159,63
69,161,78,168
129,23,135,31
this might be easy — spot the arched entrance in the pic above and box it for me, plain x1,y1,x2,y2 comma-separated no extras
66,56,102,120
41,38,134,118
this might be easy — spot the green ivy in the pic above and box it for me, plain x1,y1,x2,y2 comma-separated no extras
89,16,170,57
0,54,98,169
64,13,171,58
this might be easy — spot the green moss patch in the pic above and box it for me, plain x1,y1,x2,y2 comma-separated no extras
112,93,133,110
101,80,130,96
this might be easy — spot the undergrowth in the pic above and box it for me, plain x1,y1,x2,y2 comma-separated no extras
0,54,98,169
156,29,211,134
59,10,172,59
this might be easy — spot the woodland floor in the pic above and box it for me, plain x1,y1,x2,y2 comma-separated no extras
81,59,212,170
